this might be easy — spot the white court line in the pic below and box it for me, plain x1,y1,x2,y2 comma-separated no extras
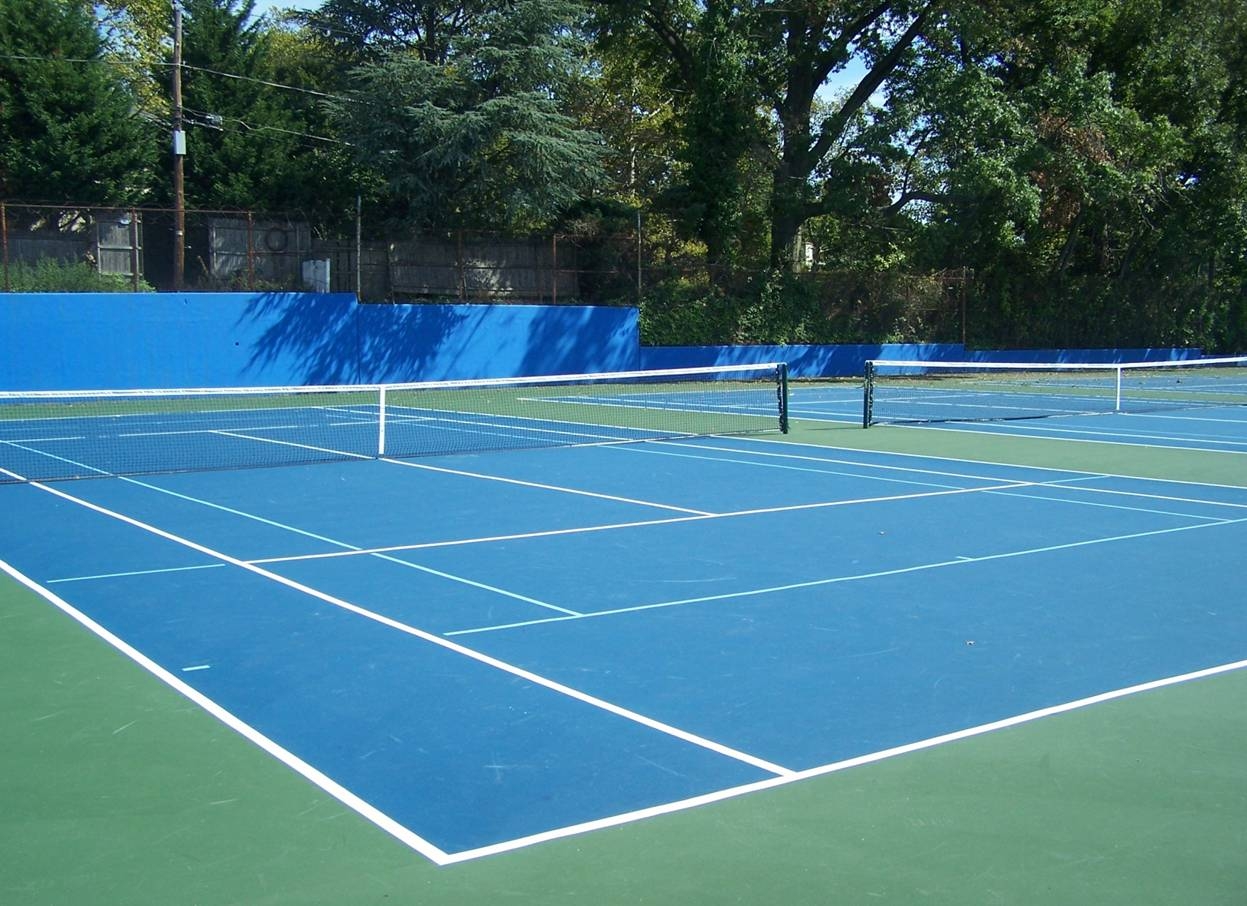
380,458,714,516
0,439,114,477
889,419,1247,454
983,489,1234,521
47,563,226,584
381,404,703,449
950,418,1247,448
1127,411,1247,425
253,464,1235,569
441,657,1247,863
0,401,368,427
739,434,1247,494
249,514,710,564
3,440,577,613
48,473,578,617
620,441,1247,522
7,445,1247,862
1,434,86,443
211,429,374,461
628,436,1087,484
446,515,1247,637
785,408,859,422
0,557,454,866
253,480,1043,565
8,474,794,783
3,430,580,608
586,436,1247,524
605,442,1014,491
121,425,307,437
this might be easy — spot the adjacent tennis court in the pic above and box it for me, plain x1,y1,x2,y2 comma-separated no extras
3,363,1246,903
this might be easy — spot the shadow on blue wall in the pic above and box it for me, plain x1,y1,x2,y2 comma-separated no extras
240,296,474,384
238,297,638,384
355,304,474,383
516,306,639,376
240,293,359,384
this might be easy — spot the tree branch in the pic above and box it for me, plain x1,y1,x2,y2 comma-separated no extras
811,1,894,90
877,188,949,217
809,3,937,167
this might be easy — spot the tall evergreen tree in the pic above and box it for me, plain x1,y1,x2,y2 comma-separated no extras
174,0,340,212
0,0,155,203
336,0,605,230
303,0,493,67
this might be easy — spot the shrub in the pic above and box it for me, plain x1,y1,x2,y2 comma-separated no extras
4,259,154,292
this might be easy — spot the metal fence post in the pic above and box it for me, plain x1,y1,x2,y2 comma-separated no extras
457,229,466,301
129,208,140,291
246,211,256,291
1,202,8,293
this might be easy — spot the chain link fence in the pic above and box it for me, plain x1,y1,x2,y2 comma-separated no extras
0,202,640,303
0,201,969,343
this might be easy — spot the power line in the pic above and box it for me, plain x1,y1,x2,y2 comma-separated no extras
183,106,351,146
172,61,348,101
0,53,350,102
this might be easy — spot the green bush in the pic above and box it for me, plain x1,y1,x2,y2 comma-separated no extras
638,279,739,345
638,269,962,346
3,259,154,292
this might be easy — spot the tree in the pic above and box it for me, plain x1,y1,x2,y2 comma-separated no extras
302,0,493,67
335,0,605,230
598,0,942,271
171,0,352,214
899,0,1247,348
96,0,169,121
0,0,155,203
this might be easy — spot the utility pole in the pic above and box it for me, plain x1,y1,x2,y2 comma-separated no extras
172,5,186,290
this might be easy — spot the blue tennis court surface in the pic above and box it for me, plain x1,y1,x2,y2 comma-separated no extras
3,435,1246,862
789,379,1247,452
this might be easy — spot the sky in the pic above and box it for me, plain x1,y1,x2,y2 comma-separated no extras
251,0,320,16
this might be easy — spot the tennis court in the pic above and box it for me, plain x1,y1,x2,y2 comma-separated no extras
3,363,1246,903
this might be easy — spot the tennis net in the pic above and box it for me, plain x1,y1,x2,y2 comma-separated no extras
0,363,789,483
863,356,1247,427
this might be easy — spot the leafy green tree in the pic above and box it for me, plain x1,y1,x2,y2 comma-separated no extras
302,0,493,67
0,0,156,203
172,0,349,213
600,0,941,272
900,0,1247,348
96,0,169,121
336,0,605,230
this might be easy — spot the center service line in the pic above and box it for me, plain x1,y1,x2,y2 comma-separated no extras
16,473,795,780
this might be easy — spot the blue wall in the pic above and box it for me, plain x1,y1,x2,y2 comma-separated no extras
965,347,1202,364
0,292,1204,390
1,293,640,390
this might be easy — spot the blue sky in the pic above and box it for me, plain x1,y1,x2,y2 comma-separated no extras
252,0,320,15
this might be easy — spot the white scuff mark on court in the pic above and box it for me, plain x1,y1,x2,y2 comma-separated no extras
111,720,137,735
181,664,211,672
634,753,687,779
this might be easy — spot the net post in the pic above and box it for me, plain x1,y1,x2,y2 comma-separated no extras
1114,366,1122,412
863,361,875,428
777,362,789,433
377,385,387,457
